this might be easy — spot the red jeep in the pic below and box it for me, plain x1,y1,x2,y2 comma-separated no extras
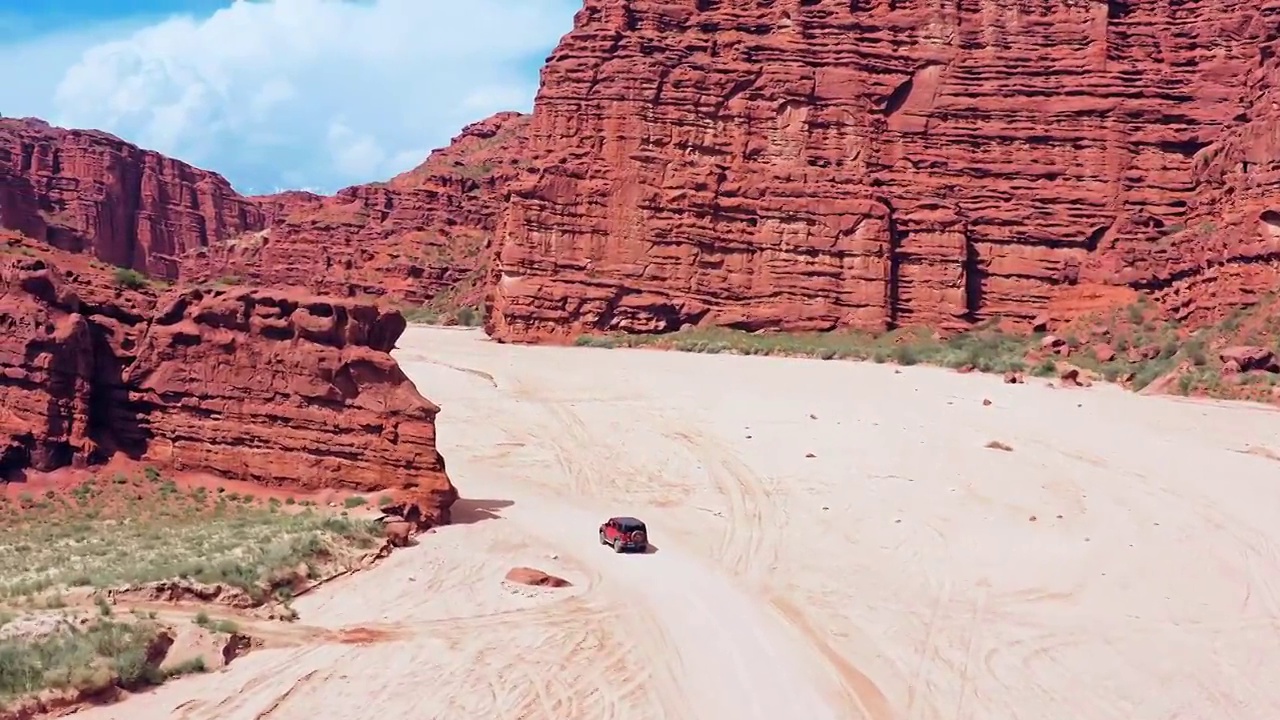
599,516,648,553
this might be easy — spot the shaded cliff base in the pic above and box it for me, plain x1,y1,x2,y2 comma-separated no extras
0,461,412,719
572,296,1280,405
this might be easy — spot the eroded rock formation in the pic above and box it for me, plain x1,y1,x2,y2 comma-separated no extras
0,113,528,314
0,118,264,279
486,0,1280,341
0,232,454,521
1158,23,1280,326
179,112,530,309
11,0,1280,344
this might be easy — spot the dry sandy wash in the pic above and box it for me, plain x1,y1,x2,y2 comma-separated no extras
73,327,1280,720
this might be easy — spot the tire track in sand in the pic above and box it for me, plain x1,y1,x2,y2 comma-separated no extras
666,427,783,578
517,391,859,719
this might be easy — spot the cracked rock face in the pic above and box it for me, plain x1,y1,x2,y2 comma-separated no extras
0,233,455,523
486,0,1280,341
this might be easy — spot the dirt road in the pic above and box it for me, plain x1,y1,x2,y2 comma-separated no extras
74,327,1280,719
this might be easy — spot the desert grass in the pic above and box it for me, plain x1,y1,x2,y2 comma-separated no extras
401,306,443,324
401,303,484,327
0,617,208,709
0,469,383,606
192,610,240,635
576,324,1034,368
575,325,1033,374
111,267,149,289
572,300,1274,397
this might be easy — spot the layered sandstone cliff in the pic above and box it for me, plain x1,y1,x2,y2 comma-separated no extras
0,113,527,314
180,112,530,309
487,0,1280,341
0,232,454,521
1158,23,1280,325
0,118,264,278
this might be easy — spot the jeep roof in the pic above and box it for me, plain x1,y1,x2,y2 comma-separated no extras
609,516,646,531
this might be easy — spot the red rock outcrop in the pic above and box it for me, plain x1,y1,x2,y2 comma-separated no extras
486,0,1280,342
180,112,530,310
0,118,264,279
0,232,454,521
1155,23,1280,326
0,113,528,316
504,567,572,588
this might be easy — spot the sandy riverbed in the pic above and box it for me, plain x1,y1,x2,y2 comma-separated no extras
71,326,1280,720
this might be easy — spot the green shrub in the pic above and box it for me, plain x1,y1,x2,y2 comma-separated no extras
112,267,148,289
454,306,483,326
0,619,165,700
401,306,439,324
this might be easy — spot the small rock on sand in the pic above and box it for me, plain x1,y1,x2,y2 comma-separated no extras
504,567,572,588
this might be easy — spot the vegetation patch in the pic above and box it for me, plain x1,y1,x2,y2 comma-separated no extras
111,267,148,289
401,303,485,327
0,468,392,712
575,324,1031,373
0,469,384,607
571,296,1280,402
0,617,207,712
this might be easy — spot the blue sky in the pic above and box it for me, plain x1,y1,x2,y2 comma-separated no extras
0,0,579,194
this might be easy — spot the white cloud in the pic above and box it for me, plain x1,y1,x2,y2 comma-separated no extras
2,0,577,194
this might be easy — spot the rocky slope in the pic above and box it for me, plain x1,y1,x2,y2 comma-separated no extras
0,118,265,279
179,112,529,311
0,231,455,522
486,0,1280,342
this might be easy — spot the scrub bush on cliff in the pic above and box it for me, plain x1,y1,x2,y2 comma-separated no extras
112,267,148,289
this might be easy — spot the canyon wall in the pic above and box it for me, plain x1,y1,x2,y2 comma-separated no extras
1157,19,1280,325
487,0,1280,341
181,113,529,310
10,0,1280,345
0,113,527,314
0,118,264,279
0,232,455,521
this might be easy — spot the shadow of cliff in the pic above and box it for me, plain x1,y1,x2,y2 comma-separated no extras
449,497,514,525
85,314,149,464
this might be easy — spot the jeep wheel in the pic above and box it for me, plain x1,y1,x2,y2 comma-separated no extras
599,530,606,545
613,539,624,553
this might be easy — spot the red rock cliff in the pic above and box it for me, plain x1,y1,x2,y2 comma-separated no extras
0,114,528,316
180,112,530,311
0,118,264,279
0,232,455,522
487,0,1280,341
1156,23,1280,326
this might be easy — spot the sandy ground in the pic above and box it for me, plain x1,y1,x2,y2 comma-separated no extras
71,326,1280,720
